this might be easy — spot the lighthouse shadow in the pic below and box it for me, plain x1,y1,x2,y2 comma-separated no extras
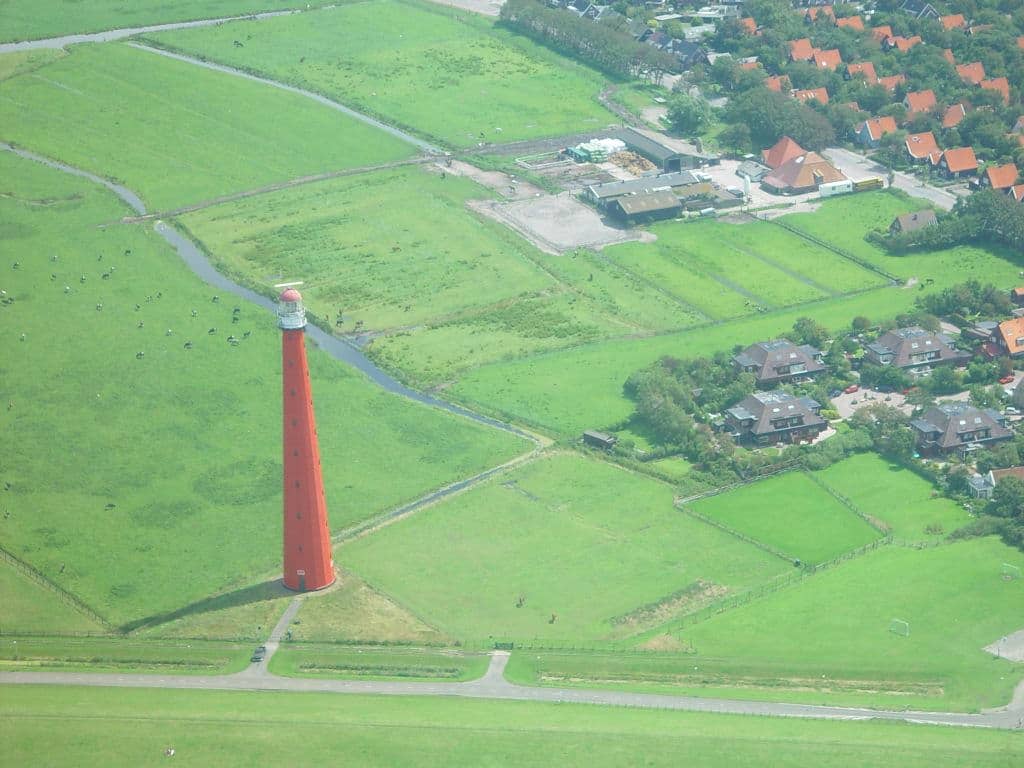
120,578,291,634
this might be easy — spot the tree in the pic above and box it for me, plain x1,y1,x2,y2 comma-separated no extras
719,123,752,154
988,476,1024,520
725,88,835,150
791,317,831,348
925,365,962,395
851,316,872,332
667,94,711,135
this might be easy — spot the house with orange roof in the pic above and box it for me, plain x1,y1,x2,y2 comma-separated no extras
764,75,792,93
942,48,955,65
812,49,842,70
739,58,760,71
939,14,966,30
1018,36,1024,50
739,17,757,35
836,16,864,31
942,103,968,129
788,38,816,62
793,87,830,105
956,62,986,85
845,61,877,84
938,147,978,178
905,131,941,163
998,317,1024,357
871,25,893,42
761,152,847,195
805,6,835,22
885,35,922,53
981,77,1010,105
842,101,861,112
761,136,806,169
982,163,1019,191
904,89,937,115
1009,185,1024,203
855,116,899,148
878,74,907,92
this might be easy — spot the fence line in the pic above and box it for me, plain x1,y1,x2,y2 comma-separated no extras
802,471,891,535
768,217,900,284
0,545,113,631
676,504,796,563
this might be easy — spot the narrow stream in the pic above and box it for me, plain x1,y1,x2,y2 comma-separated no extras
4,143,530,441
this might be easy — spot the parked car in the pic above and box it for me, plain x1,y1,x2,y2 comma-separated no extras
844,384,859,394
251,645,267,663
1007,407,1020,416
999,375,1015,385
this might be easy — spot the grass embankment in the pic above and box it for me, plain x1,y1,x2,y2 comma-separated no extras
270,645,489,681
341,453,788,643
145,0,616,148
0,561,102,634
0,149,527,628
0,1,308,42
0,42,413,211
0,636,250,674
3,686,1023,767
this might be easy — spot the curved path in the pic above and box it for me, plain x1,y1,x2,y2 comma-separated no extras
3,652,1023,729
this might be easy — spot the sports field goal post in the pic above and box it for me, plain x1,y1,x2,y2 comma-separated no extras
1001,563,1021,581
889,619,910,637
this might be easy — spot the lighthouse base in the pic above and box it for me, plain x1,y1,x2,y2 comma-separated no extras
283,570,336,593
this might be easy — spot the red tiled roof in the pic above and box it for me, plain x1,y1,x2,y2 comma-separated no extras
878,74,906,92
788,38,815,61
1018,36,1024,50
904,89,937,114
887,35,922,53
940,14,966,30
739,17,757,34
836,16,864,31
942,48,955,65
846,61,877,84
860,116,898,142
764,75,791,93
986,163,1019,190
981,77,1010,105
942,103,968,128
1009,185,1024,203
762,152,846,191
905,131,940,161
793,87,830,105
871,25,893,42
813,49,842,70
842,101,861,112
942,146,978,174
805,7,835,21
956,62,986,85
740,59,760,71
762,136,806,169
999,317,1024,355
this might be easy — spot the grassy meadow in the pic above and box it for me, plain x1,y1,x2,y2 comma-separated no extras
0,636,251,674
0,149,526,627
4,686,1023,767
146,0,616,148
688,472,882,565
270,644,489,681
340,453,789,643
0,43,413,211
0,562,103,634
0,1,308,42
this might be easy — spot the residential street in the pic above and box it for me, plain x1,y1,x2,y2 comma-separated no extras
824,147,961,211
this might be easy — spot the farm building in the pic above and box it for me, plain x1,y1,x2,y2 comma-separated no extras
736,159,770,182
724,391,826,446
761,152,846,194
733,339,827,386
911,403,1012,456
889,210,937,234
761,136,805,169
864,326,968,375
611,128,718,172
607,190,682,223
582,430,618,450
582,170,699,208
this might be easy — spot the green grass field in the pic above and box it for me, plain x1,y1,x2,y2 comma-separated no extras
340,453,789,643
0,149,526,627
0,1,308,42
815,453,970,540
0,636,250,674
0,43,413,210
3,686,1023,767
0,561,102,634
146,0,616,148
688,473,882,565
270,645,489,681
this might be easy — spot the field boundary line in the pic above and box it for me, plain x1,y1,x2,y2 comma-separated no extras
675,503,796,564
802,471,892,536
724,242,839,298
0,545,114,632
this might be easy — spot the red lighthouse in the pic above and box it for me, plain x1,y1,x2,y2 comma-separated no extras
278,287,335,592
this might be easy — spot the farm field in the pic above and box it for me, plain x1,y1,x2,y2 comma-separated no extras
145,0,617,148
815,453,970,541
0,636,251,674
687,473,882,565
0,150,527,627
0,43,414,211
340,453,789,643
4,686,1023,767
0,562,102,634
270,645,490,681
0,1,307,42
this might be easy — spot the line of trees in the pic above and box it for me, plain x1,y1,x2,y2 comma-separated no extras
882,191,1024,253
499,0,677,81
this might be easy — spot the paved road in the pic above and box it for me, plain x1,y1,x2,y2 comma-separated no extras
4,652,1023,729
0,10,299,53
824,147,960,211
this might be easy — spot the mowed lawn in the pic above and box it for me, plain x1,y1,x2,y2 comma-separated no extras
815,453,969,540
340,454,788,642
682,538,1024,711
688,472,882,565
4,686,1023,768
0,562,103,634
182,166,553,332
145,0,616,147
0,151,526,626
0,0,304,42
0,43,413,211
